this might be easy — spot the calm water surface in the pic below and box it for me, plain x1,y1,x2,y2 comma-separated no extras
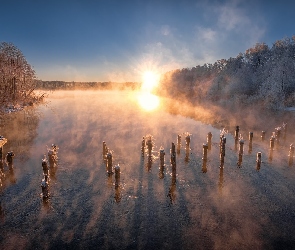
1,90,295,250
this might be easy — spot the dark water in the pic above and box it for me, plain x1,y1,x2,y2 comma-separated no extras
1,90,295,250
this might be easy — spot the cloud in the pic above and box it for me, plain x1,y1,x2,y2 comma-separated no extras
197,27,217,42
161,25,171,36
217,2,248,31
133,0,266,75
192,0,266,63
216,1,266,43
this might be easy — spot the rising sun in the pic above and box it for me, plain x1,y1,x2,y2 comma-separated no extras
136,71,160,111
141,71,160,92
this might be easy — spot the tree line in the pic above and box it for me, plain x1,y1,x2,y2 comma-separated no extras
35,80,140,91
157,36,295,110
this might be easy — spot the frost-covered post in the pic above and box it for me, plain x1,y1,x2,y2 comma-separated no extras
249,132,253,142
41,174,49,198
256,152,262,170
185,133,191,157
114,165,120,188
275,127,281,146
288,144,294,166
235,126,239,141
219,129,227,168
237,137,244,167
141,137,145,156
103,141,107,157
270,136,275,150
6,151,14,169
0,168,4,186
107,152,113,174
160,148,165,167
177,135,181,154
146,135,153,157
0,136,7,160
220,137,226,168
159,148,165,179
219,130,226,166
202,143,208,173
248,132,253,154
202,143,208,161
171,142,176,164
207,132,212,150
42,157,49,176
269,135,275,161
48,144,58,168
185,133,190,148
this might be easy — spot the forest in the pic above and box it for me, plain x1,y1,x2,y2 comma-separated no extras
157,36,295,110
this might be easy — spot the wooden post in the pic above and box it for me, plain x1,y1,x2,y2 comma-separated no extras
237,139,244,167
107,152,113,174
115,165,120,188
256,152,262,170
207,132,212,150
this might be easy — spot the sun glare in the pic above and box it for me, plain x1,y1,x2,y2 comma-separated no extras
136,70,160,111
141,71,159,92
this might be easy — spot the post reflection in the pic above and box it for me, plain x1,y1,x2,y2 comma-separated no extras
42,196,51,211
268,150,273,162
288,144,294,166
107,174,113,188
202,159,207,173
168,162,177,204
137,92,160,112
114,165,121,203
0,202,4,222
185,149,190,163
114,186,121,203
248,141,252,154
159,148,165,179
8,167,16,184
218,167,224,193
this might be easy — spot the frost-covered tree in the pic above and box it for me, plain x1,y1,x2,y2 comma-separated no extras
0,42,36,106
158,36,295,110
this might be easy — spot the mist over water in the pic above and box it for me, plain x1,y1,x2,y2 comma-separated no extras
1,90,295,249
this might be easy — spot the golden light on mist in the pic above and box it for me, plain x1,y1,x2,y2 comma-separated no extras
137,92,160,111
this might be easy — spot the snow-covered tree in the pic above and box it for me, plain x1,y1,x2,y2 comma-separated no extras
158,36,295,110
0,42,36,106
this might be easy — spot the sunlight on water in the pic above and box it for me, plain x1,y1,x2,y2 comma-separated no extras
137,91,160,111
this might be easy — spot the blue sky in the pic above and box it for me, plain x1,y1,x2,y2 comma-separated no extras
1,0,295,82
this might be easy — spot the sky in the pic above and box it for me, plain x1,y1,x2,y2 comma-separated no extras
1,0,295,82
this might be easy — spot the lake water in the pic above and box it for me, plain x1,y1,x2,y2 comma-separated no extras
1,90,295,249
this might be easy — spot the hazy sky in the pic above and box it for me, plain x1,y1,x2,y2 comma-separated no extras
1,0,294,82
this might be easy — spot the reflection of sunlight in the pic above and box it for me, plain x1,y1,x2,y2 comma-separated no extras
137,92,160,111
